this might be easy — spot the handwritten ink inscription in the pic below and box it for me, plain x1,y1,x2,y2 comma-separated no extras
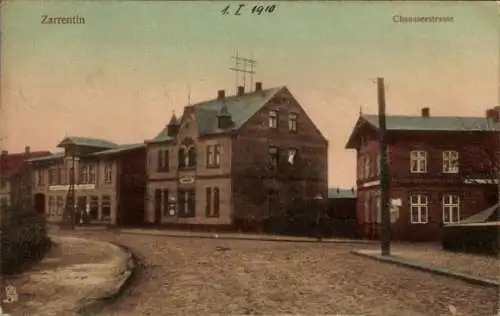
221,4,276,16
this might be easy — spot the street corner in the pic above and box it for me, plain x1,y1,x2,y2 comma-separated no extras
350,248,500,289
5,235,135,316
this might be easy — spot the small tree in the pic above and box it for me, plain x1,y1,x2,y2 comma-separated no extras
0,163,51,276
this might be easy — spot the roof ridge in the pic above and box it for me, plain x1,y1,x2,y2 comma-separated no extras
363,113,487,119
190,86,283,108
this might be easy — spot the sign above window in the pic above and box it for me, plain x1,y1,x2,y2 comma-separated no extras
179,176,195,185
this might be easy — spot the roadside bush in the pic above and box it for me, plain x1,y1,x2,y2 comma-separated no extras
442,223,499,257
0,206,52,275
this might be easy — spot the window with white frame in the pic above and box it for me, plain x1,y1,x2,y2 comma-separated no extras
358,156,364,180
35,170,42,187
89,165,96,184
288,113,298,132
442,151,459,174
157,149,169,172
410,194,428,224
364,156,371,178
214,145,221,167
79,166,89,184
104,163,113,184
442,194,460,224
410,151,427,173
48,168,57,185
269,110,278,128
287,148,297,165
206,145,214,167
56,196,64,216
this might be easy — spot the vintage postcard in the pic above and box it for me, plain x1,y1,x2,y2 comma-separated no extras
0,1,499,315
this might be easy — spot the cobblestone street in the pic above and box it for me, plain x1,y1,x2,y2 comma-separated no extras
62,231,498,316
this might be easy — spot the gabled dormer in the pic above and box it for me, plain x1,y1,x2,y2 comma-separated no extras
217,102,234,130
167,112,180,137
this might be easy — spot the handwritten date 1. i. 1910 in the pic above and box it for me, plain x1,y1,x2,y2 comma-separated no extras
221,4,276,16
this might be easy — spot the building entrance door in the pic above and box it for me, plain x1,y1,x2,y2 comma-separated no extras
77,196,87,224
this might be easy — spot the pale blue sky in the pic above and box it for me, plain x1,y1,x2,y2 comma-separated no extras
1,1,498,187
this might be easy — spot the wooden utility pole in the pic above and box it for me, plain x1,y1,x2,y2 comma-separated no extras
377,77,391,256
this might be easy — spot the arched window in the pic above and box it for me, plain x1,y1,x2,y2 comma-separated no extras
188,146,196,167
178,148,186,168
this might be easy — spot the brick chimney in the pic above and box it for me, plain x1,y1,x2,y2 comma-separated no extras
237,86,245,96
217,90,225,100
421,107,430,117
255,82,263,92
25,146,30,154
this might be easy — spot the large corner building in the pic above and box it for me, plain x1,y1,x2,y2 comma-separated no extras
144,82,328,229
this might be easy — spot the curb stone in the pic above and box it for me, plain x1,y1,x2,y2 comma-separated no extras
76,243,138,316
101,228,377,245
351,250,500,289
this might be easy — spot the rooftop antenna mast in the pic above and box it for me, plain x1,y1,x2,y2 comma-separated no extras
230,49,257,92
187,84,191,105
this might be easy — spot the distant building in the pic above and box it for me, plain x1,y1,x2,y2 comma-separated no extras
0,146,52,212
144,82,328,230
26,137,146,226
327,187,358,238
345,106,499,241
327,187,357,216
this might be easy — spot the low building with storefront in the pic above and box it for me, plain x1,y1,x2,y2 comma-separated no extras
27,136,146,226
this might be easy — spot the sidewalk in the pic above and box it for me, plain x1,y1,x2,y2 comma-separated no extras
3,235,134,316
104,227,377,244
352,247,500,288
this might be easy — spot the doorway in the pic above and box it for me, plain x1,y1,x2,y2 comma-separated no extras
154,189,162,225
34,193,45,215
77,196,87,224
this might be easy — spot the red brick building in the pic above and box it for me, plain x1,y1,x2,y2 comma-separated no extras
0,147,52,212
345,107,499,242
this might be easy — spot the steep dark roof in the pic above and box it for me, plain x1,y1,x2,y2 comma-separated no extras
346,113,499,149
148,87,284,143
328,188,356,199
362,114,498,132
192,87,282,135
57,136,118,149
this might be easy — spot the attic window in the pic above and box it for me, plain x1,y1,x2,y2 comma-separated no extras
269,110,278,129
288,113,297,132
